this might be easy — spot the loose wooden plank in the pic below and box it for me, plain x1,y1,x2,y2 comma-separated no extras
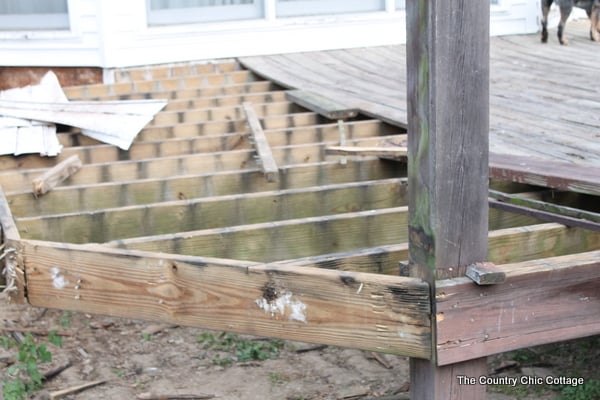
465,262,506,285
436,250,600,365
21,239,432,358
242,102,279,181
285,90,358,120
32,155,82,197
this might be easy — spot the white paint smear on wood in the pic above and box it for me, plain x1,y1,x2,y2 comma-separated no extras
50,267,69,289
255,291,307,323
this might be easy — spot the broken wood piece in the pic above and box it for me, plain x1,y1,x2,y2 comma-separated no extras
466,262,506,285
37,379,108,400
141,323,178,336
285,90,358,120
32,155,82,197
136,392,215,400
42,360,72,382
325,146,408,158
241,102,278,182
367,351,393,369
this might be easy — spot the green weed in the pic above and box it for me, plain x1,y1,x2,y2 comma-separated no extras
1,331,62,400
197,332,284,366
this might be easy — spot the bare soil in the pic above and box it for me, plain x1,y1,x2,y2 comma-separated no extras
1,297,598,400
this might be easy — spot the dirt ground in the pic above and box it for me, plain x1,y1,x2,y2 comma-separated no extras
1,296,598,400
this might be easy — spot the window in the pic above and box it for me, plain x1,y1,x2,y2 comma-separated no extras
276,0,385,18
147,0,264,25
0,0,69,30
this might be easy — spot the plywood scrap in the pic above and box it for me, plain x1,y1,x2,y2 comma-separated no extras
242,102,278,182
32,155,82,197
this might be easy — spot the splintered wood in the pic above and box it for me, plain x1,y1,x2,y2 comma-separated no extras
32,155,82,197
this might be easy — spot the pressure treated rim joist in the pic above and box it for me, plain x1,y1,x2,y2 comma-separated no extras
1,48,600,395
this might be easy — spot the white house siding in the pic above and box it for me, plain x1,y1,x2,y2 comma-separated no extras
0,0,102,67
0,0,540,69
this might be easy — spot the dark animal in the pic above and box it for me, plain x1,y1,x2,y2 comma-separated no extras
541,0,600,44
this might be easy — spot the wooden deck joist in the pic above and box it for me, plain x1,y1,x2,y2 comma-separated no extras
65,81,282,103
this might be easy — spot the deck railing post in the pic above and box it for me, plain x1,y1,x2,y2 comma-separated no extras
406,1,490,399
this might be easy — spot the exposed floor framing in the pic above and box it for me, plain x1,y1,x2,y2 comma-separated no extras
1,43,599,377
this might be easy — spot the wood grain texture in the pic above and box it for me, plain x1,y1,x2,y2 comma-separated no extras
406,0,490,397
242,102,279,181
240,24,600,168
17,179,407,243
32,155,82,197
285,90,358,120
489,153,600,196
22,239,432,358
436,251,600,365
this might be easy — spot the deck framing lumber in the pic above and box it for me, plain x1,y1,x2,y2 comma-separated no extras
436,251,600,365
21,239,432,358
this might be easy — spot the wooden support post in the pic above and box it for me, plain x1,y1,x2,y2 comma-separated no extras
242,102,279,182
406,1,490,399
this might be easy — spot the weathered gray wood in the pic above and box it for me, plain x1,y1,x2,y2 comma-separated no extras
437,250,600,365
242,102,279,181
406,0,490,398
489,153,600,196
465,262,506,285
286,90,358,120
22,239,432,358
240,23,600,168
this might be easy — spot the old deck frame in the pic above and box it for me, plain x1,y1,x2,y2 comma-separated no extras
1,19,599,399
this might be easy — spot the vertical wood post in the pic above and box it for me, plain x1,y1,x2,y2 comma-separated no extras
406,1,490,399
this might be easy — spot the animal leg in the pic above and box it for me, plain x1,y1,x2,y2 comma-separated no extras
591,1,600,41
558,2,573,45
541,0,553,42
